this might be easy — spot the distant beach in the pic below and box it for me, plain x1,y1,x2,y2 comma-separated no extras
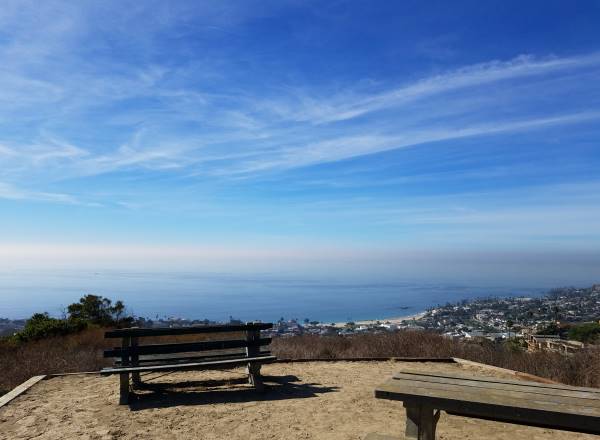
332,311,427,328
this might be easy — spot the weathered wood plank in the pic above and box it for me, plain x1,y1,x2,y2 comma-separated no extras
130,335,141,386
393,372,600,403
104,322,272,338
246,328,264,391
0,375,45,408
404,403,439,440
104,337,271,358
375,379,600,434
378,379,600,414
395,370,600,394
119,336,131,404
101,355,277,375
115,350,272,366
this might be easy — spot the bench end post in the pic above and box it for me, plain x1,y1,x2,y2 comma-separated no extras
404,403,439,440
245,326,264,392
119,372,130,405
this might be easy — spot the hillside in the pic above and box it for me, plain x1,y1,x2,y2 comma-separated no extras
2,328,600,396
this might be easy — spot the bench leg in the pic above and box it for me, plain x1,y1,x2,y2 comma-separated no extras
119,373,130,405
247,362,264,392
404,403,440,440
130,335,142,388
131,372,142,388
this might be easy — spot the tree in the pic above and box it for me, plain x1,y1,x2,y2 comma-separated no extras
112,300,125,323
569,323,600,344
67,294,125,326
506,319,514,339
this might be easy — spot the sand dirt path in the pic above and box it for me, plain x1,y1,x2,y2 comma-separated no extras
0,361,594,439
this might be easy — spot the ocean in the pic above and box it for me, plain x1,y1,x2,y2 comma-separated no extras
0,269,548,322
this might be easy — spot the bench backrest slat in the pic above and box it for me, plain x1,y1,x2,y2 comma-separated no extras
104,337,271,358
104,322,272,338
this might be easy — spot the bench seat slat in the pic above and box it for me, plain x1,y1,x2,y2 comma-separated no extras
378,379,600,414
393,372,600,403
104,337,271,358
115,351,272,366
395,370,600,394
101,355,276,375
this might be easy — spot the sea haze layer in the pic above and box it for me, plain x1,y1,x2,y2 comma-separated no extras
0,270,549,322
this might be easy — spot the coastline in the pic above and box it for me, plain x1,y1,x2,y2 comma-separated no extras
331,311,426,328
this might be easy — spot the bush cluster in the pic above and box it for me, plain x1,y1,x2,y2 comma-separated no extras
13,313,88,342
10,294,133,343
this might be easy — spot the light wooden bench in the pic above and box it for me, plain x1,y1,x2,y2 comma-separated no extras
101,323,276,404
373,370,600,439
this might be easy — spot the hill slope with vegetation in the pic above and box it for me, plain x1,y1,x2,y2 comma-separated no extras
2,294,600,396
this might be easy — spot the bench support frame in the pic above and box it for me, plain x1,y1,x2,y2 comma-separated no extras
246,326,264,392
119,335,131,404
404,403,440,440
130,335,142,387
105,323,274,405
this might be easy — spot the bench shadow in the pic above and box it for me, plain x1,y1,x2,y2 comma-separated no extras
137,376,251,388
129,374,339,411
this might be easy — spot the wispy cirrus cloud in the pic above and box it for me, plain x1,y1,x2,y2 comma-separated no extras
2,51,599,185
0,1,599,211
0,181,86,205
258,52,600,124
225,110,600,174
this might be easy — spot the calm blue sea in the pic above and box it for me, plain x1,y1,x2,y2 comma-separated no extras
0,270,548,322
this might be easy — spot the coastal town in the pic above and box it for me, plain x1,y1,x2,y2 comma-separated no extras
266,284,600,353
2,285,599,350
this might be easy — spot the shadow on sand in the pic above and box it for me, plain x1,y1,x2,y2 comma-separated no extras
128,374,339,410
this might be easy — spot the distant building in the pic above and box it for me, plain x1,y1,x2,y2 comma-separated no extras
526,334,585,354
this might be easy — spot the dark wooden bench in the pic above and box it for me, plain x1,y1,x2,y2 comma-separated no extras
101,322,276,404
373,370,600,439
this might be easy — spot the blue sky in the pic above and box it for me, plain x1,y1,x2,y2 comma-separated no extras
1,1,600,280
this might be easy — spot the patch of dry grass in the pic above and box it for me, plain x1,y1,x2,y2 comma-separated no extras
0,329,245,393
2,329,599,395
0,327,111,394
271,332,600,387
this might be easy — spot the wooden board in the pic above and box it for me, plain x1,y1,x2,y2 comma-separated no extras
392,372,600,404
375,372,600,434
396,370,600,394
0,375,45,408
100,355,277,375
104,337,271,358
115,350,272,366
104,322,272,338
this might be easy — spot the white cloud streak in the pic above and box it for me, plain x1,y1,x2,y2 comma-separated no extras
0,1,599,202
227,111,600,174
0,182,83,205
262,53,600,124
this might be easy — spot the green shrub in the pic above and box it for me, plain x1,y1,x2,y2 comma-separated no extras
13,313,88,343
569,322,600,343
67,294,131,326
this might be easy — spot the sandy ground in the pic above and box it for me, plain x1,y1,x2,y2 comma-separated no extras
0,361,595,440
